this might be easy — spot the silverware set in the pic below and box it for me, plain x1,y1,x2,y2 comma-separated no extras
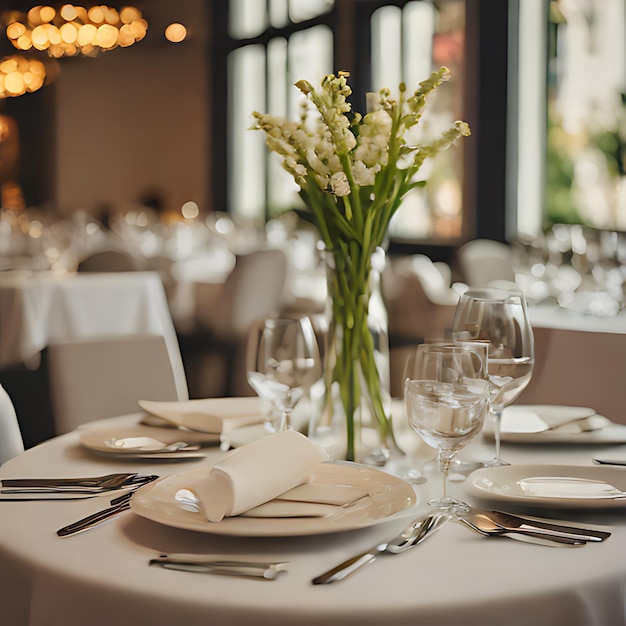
1,471,614,581
311,506,611,584
454,506,610,546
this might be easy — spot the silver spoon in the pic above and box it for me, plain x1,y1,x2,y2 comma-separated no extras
456,514,586,547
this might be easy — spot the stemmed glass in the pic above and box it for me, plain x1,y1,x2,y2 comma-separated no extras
246,316,321,432
451,286,535,467
404,344,490,511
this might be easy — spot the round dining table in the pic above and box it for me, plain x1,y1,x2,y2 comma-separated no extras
1,403,625,626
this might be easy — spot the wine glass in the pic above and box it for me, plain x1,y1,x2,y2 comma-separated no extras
246,316,321,432
451,286,535,466
404,343,490,511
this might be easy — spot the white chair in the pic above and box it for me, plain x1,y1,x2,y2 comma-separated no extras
457,238,516,288
191,248,289,396
47,334,188,434
0,384,25,465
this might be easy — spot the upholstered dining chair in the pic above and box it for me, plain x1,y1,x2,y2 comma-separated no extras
76,248,144,273
516,326,625,424
191,248,289,396
457,238,516,288
47,334,189,435
0,384,25,465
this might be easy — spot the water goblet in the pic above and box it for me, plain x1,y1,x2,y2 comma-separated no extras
404,344,490,511
451,286,535,466
246,316,321,432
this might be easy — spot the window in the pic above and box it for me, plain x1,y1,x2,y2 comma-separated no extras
221,0,469,245
513,0,626,236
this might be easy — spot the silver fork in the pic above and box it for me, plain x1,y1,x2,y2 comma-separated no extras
455,512,587,547
312,513,449,584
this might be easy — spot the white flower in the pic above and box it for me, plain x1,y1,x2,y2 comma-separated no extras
351,160,377,187
330,172,350,196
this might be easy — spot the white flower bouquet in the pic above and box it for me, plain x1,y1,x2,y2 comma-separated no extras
252,67,470,461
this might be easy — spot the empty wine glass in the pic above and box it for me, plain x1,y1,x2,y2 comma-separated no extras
452,286,535,467
405,343,490,511
246,316,321,432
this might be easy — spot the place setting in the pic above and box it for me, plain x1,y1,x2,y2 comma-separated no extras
76,396,267,460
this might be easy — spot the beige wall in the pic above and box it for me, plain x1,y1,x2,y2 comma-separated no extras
52,0,210,217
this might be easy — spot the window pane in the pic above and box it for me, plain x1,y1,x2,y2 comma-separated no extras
270,0,289,28
288,25,334,117
267,37,297,212
265,26,334,215
229,46,267,219
372,1,466,241
229,0,267,38
515,0,546,238
371,6,402,92
544,0,626,230
289,0,334,23
403,1,435,87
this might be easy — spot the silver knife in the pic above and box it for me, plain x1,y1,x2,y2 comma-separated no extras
1,472,138,490
56,492,133,537
149,554,289,579
312,513,448,585
56,477,158,537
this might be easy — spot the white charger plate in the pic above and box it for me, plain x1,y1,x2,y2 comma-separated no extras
130,462,417,536
79,424,217,459
466,464,626,509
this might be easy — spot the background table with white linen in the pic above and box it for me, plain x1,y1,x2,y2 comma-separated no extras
0,270,187,445
0,402,625,626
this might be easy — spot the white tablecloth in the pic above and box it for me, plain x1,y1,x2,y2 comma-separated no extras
1,403,625,626
529,303,626,334
0,271,186,399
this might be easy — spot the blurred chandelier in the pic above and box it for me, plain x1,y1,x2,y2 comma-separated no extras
0,55,48,97
3,4,148,58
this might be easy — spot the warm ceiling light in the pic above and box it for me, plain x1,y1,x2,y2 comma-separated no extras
0,55,47,97
2,4,148,58
164,22,187,43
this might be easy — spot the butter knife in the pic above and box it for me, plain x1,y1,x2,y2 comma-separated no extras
149,554,289,579
312,513,448,585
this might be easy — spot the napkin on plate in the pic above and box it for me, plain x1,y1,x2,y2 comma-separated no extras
138,397,265,434
500,405,609,435
187,430,330,522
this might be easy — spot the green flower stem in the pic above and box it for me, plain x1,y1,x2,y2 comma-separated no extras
324,249,397,461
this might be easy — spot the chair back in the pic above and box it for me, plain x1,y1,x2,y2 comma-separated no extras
195,248,288,339
0,384,25,465
48,334,188,434
516,326,625,423
457,239,515,287
77,249,143,273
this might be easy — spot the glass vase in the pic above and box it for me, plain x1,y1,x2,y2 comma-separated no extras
308,246,400,464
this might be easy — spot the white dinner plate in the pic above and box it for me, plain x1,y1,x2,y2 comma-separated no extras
466,464,626,509
79,424,218,459
483,405,626,444
130,462,417,536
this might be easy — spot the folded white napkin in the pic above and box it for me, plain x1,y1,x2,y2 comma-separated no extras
138,397,264,434
501,405,609,434
189,430,330,522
